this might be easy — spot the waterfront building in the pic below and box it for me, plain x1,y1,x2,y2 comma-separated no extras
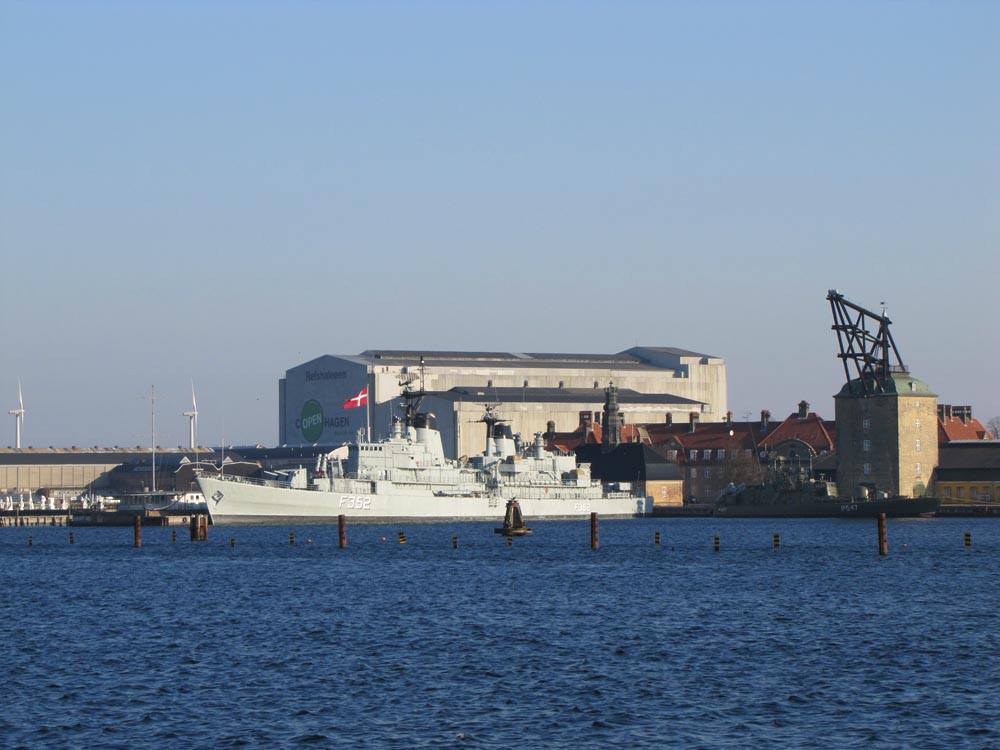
278,348,728,459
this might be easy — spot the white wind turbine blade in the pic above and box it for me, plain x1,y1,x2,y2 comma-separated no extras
18,380,23,422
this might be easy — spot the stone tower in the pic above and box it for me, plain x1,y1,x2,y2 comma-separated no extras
828,291,938,499
602,382,623,446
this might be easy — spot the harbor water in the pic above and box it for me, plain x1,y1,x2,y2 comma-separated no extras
1,517,998,749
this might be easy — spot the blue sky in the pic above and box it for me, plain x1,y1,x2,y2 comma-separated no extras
2,0,998,448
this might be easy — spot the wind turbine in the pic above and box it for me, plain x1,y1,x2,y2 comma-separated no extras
183,380,199,449
8,381,24,449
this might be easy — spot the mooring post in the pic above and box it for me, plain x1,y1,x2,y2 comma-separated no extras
200,515,209,541
69,532,74,545
171,529,176,544
189,515,198,542
28,535,33,546
452,534,458,550
654,530,661,546
713,535,720,552
590,512,599,550
134,514,142,548
398,531,407,545
965,531,972,548
289,530,295,546
230,536,235,548
338,514,347,549
877,512,888,556
773,533,780,550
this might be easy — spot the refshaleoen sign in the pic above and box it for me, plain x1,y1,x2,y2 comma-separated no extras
299,400,324,442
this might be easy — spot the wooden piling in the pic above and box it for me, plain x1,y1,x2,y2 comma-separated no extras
773,533,780,550
713,535,720,552
590,512,599,550
28,535,32,546
289,530,295,546
398,531,407,545
654,530,661,546
338,514,347,549
964,531,972,548
134,515,142,548
452,534,458,549
877,512,888,556
69,532,74,545
230,536,235,547
171,529,177,544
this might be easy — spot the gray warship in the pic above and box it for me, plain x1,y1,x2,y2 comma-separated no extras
197,392,651,524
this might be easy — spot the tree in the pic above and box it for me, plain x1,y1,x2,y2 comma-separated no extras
987,416,1000,441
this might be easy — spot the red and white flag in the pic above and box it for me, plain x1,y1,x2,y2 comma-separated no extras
343,385,369,409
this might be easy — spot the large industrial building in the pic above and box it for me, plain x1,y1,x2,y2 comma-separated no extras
278,347,729,459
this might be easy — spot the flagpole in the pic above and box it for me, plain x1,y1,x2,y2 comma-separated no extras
366,370,372,441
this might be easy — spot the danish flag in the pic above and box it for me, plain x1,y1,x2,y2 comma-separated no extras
343,385,369,409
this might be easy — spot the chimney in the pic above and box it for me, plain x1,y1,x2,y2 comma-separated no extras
960,406,971,425
761,410,771,431
546,420,556,436
689,412,699,433
579,411,591,429
798,401,809,419
666,413,673,426
937,404,945,420
725,411,733,427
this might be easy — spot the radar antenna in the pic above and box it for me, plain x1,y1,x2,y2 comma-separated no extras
827,289,907,395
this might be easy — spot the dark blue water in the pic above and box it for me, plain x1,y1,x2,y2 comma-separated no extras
1,517,998,749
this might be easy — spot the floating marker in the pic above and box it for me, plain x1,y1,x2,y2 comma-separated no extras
398,531,407,545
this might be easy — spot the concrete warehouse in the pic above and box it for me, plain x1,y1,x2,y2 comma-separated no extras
278,347,728,459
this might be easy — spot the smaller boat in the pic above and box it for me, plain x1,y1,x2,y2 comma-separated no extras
494,499,532,536
714,480,940,518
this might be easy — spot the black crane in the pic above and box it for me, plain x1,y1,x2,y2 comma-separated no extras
827,290,908,396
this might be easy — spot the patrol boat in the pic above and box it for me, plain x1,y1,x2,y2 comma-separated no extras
197,397,650,525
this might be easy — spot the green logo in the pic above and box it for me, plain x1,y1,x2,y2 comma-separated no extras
300,399,324,442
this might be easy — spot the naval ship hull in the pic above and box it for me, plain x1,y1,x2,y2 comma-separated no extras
713,487,940,519
198,475,650,525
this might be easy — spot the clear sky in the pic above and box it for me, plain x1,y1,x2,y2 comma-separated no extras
2,0,998,449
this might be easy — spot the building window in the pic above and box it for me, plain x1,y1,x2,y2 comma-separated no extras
718,449,726,460
863,417,871,430
915,419,921,428
689,450,697,461
863,463,872,476
863,439,872,452
915,439,921,453
704,468,712,479
915,463,921,477
744,449,752,458
915,401,921,408
702,450,712,460
958,487,965,498
945,487,953,498
667,450,677,461
689,467,698,478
